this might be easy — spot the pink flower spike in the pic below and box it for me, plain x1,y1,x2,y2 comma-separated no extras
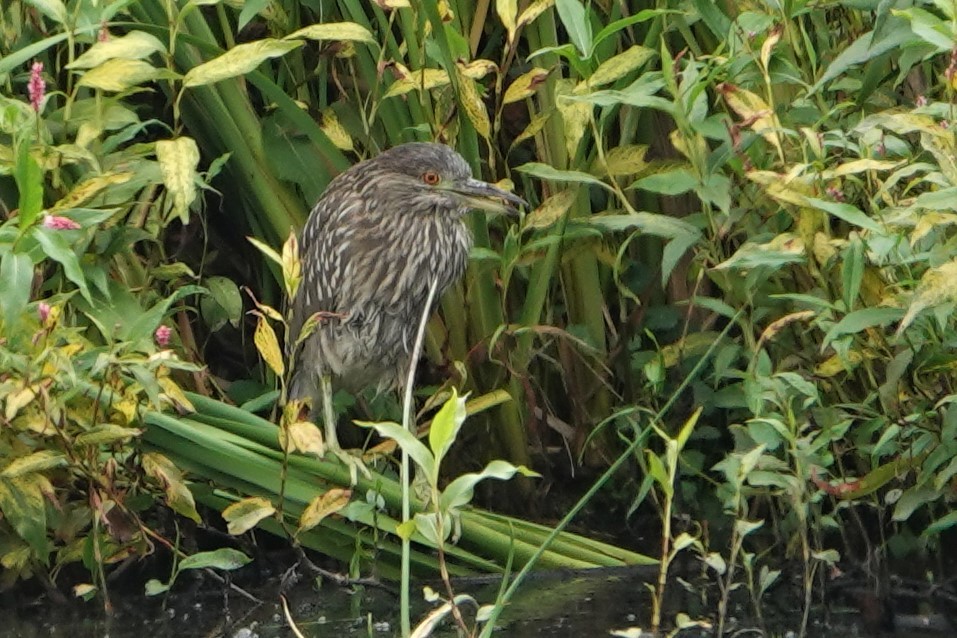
154,325,172,348
28,61,45,113
38,302,51,324
42,214,81,230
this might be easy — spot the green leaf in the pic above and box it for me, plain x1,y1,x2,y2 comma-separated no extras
429,389,467,473
810,18,913,93
31,226,92,303
201,275,243,330
356,420,435,479
178,548,252,571
576,212,699,239
440,460,539,511
515,162,613,191
842,234,865,310
0,476,50,562
15,140,43,229
183,39,303,87
0,252,34,329
804,197,882,232
23,0,67,24
144,579,170,596
631,167,698,195
555,0,593,58
822,307,904,350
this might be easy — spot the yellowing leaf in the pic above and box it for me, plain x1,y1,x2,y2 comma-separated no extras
254,313,284,376
597,144,648,176
298,488,351,533
457,70,491,139
518,0,554,27
74,425,142,447
155,137,200,224
458,59,498,80
1,451,66,477
77,59,159,92
576,46,655,92
497,0,518,44
511,108,553,148
718,83,784,159
821,159,905,179
760,25,781,71
158,376,195,412
503,68,549,104
142,453,201,523
557,80,590,158
281,232,302,300
281,420,325,456
384,68,450,98
68,31,165,69
223,496,276,535
50,172,133,212
525,189,576,230
183,39,302,88
898,260,957,335
319,108,353,151
816,350,863,377
285,22,376,44
5,386,35,421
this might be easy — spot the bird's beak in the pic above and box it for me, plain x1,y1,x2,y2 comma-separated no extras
449,178,527,216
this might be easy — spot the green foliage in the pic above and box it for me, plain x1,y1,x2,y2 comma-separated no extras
0,2,222,595
9,0,957,631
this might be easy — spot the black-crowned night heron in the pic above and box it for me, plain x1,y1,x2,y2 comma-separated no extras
287,142,525,473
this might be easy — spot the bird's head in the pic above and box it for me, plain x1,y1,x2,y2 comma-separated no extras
369,143,526,217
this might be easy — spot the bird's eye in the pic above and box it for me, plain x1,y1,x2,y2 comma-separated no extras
422,170,441,185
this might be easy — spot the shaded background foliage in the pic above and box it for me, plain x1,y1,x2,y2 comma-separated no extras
4,0,957,618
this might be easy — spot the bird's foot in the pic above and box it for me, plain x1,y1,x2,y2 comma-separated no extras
326,446,372,484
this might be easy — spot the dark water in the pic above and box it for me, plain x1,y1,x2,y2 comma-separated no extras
2,564,952,637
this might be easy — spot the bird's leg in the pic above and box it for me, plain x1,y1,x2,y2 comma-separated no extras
319,374,370,483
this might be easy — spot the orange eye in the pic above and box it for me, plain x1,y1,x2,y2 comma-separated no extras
422,170,440,185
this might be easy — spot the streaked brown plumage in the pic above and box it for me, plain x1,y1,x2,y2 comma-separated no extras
287,142,524,457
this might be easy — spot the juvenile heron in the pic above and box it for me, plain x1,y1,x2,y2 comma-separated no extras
287,142,524,471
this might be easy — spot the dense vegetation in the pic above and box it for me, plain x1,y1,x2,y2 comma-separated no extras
3,0,957,634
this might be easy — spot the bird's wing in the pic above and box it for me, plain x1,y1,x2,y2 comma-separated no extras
288,188,355,348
